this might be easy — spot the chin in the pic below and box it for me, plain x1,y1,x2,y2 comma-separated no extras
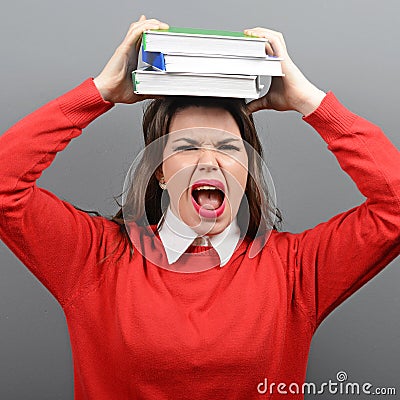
182,210,233,237
206,216,233,236
205,227,227,237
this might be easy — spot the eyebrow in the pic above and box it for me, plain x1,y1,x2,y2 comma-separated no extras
172,137,241,145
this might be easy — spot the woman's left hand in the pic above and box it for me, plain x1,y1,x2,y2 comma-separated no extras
93,15,169,104
244,27,326,116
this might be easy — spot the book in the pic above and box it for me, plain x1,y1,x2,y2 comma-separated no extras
140,49,283,76
132,68,265,98
142,27,268,58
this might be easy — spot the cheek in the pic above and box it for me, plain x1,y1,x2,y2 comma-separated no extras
236,163,249,189
162,157,181,183
162,154,194,179
162,156,195,198
221,157,248,190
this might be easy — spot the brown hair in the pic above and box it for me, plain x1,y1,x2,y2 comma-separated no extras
110,96,282,259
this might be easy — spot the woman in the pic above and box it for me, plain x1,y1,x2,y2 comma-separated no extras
0,15,399,399
117,95,281,272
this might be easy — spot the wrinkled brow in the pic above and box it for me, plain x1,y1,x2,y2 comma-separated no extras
171,137,242,145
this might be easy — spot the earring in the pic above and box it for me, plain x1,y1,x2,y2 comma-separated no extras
159,177,167,190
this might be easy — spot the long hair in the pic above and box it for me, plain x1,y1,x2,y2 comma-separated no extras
110,96,282,259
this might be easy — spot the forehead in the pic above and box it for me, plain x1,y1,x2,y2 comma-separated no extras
166,127,243,145
169,106,241,137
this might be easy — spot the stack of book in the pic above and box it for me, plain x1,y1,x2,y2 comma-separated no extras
132,27,283,99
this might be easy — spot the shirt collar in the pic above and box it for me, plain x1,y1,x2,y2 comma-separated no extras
157,206,241,267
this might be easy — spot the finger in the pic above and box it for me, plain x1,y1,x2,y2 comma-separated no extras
245,31,275,56
245,27,284,39
136,94,166,102
246,97,269,114
244,28,286,58
244,28,276,56
132,19,170,34
139,14,146,22
265,42,274,57
131,18,169,31
245,28,275,55
121,20,169,50
144,94,165,100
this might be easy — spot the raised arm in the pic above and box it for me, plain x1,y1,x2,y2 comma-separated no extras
0,79,114,306
245,27,400,329
297,92,399,329
0,16,168,306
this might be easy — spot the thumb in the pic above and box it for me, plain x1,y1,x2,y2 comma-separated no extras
246,96,269,115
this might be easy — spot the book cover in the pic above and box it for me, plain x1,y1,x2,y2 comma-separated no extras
143,27,251,42
132,68,262,98
141,48,166,71
142,27,267,58
140,47,283,76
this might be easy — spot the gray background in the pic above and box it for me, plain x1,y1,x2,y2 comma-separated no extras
0,0,399,399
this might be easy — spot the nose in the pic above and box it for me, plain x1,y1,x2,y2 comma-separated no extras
197,147,219,171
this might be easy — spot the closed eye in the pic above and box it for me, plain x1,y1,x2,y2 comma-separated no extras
218,145,241,151
174,145,240,152
173,145,199,152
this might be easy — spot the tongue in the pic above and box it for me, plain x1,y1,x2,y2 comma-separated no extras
196,190,223,210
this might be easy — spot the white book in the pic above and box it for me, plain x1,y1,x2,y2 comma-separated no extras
132,68,265,99
140,51,283,76
142,27,268,58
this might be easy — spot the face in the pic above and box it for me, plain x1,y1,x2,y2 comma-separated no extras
159,106,248,236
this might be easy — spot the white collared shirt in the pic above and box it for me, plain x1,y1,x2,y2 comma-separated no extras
157,206,241,267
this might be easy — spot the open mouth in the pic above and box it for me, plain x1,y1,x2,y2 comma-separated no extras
191,181,226,219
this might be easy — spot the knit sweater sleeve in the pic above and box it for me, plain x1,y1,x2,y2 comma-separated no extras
291,92,400,330
0,78,115,306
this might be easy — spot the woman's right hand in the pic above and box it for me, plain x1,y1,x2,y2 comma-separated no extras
244,27,325,116
93,15,169,104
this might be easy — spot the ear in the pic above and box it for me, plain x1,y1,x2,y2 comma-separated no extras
155,166,164,181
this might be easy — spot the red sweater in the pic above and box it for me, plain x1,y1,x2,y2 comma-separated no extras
0,78,399,400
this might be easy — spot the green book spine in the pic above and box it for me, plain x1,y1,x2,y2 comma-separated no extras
151,27,249,37
142,31,147,50
142,27,255,50
132,71,139,90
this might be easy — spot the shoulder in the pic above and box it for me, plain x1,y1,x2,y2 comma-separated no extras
242,229,300,269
